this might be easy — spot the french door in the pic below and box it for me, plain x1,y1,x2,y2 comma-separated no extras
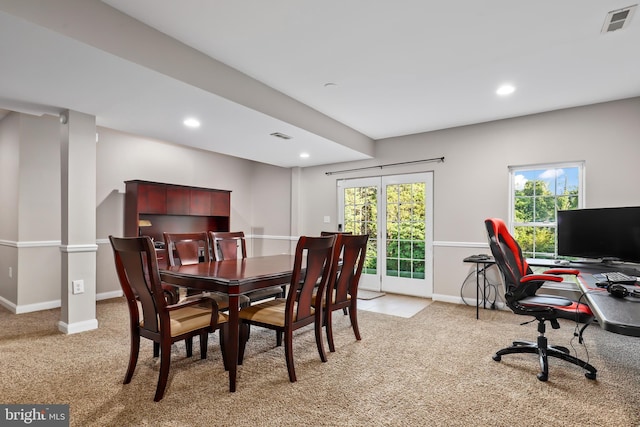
337,173,433,297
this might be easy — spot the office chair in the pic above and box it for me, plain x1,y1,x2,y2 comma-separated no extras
484,218,597,381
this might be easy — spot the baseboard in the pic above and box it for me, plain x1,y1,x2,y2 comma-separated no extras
15,299,61,314
57,318,98,334
97,290,123,300
1,290,123,314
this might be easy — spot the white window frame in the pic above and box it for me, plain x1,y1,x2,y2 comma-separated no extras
508,161,585,259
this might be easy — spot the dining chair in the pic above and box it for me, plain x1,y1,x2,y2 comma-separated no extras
318,233,369,352
238,235,337,382
109,235,228,401
210,231,285,303
163,232,250,310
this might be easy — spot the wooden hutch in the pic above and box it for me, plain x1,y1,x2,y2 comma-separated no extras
124,180,231,266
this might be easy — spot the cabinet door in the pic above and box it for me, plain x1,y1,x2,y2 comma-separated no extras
190,189,212,216
167,187,190,215
138,184,166,214
211,191,230,216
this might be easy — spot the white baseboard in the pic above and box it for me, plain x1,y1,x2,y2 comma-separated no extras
57,318,99,334
97,290,123,300
0,290,123,314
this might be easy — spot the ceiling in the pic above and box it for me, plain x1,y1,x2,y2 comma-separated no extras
1,0,639,168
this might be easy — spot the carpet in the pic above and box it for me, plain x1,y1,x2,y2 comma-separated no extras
357,290,386,300
2,298,639,426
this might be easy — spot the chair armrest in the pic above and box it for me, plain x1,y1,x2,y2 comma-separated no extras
521,274,563,283
542,268,580,276
166,295,214,311
167,295,220,330
161,283,180,304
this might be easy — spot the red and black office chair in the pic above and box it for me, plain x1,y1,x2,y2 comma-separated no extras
484,218,597,381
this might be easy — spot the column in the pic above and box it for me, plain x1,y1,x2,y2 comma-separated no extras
58,110,98,334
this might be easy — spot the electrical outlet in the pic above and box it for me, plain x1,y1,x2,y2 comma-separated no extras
323,216,331,223
72,280,84,295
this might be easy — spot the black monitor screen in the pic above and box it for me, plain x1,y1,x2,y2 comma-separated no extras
557,206,640,263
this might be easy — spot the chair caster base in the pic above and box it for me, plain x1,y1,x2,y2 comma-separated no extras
537,372,548,381
585,371,597,380
492,354,501,362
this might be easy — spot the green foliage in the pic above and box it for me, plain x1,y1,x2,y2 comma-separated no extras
344,183,426,278
513,169,580,258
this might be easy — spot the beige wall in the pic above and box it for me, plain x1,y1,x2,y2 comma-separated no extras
1,117,293,311
297,97,640,302
2,97,640,312
95,127,293,296
0,113,61,310
0,113,20,304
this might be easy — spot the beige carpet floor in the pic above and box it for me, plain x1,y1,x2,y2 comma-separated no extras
1,298,639,426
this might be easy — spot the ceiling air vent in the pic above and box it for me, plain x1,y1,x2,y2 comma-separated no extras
601,4,637,33
270,132,292,140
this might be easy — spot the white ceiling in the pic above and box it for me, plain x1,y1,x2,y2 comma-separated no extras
1,0,639,168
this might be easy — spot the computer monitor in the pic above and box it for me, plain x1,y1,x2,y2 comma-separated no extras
557,206,640,263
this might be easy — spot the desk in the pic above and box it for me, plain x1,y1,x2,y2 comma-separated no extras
463,257,640,335
463,256,496,319
572,267,640,337
160,254,295,392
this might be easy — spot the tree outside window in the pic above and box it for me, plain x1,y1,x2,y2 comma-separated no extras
510,163,583,259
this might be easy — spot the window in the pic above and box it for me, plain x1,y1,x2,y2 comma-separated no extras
509,162,584,259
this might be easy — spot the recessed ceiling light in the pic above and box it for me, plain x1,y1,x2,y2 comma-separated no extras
496,84,516,96
300,153,310,158
183,118,200,128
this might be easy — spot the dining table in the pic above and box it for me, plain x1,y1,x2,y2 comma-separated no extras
159,254,296,392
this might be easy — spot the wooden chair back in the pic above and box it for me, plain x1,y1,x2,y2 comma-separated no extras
163,232,211,266
109,235,167,335
328,234,369,306
288,235,337,327
210,231,247,261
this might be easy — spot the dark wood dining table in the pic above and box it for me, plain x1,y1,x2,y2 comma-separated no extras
159,254,296,392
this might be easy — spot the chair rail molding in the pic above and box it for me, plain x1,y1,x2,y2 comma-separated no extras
0,239,62,248
59,244,99,253
433,240,489,248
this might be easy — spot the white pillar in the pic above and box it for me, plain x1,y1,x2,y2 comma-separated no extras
58,110,98,334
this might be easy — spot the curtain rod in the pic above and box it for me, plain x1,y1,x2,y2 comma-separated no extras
325,157,444,176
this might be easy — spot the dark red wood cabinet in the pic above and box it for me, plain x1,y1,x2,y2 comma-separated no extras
124,180,231,244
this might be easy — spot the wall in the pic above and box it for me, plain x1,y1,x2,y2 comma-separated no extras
0,113,61,311
3,97,639,312
297,97,640,302
1,115,293,311
95,127,293,297
0,113,20,305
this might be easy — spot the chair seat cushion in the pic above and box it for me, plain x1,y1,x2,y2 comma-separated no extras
521,295,573,307
239,298,311,327
311,289,351,306
520,294,593,322
140,306,228,337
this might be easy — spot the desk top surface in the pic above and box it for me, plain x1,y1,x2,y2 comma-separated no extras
574,268,640,337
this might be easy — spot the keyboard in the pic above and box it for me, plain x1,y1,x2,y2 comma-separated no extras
592,271,638,284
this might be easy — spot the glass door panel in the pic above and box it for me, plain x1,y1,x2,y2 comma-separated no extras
338,173,433,297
